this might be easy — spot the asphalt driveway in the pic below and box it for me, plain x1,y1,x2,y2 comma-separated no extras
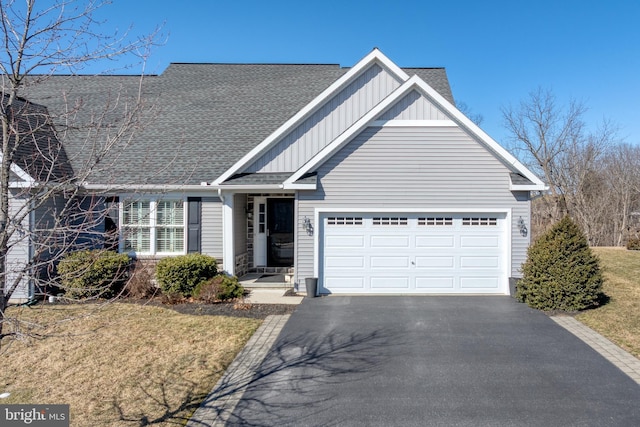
228,297,640,426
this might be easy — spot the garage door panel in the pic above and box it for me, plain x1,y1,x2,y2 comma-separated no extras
415,235,455,248
415,277,455,289
460,277,500,289
371,256,409,268
460,256,500,268
415,256,455,268
370,235,410,248
460,235,500,248
325,256,364,268
325,277,365,289
326,235,365,248
371,277,410,289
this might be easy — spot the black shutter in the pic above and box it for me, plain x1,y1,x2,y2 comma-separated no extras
187,197,201,253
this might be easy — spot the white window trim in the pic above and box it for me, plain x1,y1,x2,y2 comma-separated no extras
119,195,187,256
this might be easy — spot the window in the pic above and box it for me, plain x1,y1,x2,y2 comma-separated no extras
327,217,363,225
156,200,184,253
123,200,151,252
418,217,453,226
122,199,185,254
462,217,497,226
373,217,408,226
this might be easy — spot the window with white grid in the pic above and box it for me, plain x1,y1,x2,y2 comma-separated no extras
462,217,497,226
122,199,185,254
327,217,363,225
156,200,184,253
372,217,408,226
418,217,453,226
123,200,151,252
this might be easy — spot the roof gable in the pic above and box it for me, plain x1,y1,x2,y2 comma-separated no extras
213,48,418,185
2,95,72,186
283,75,546,190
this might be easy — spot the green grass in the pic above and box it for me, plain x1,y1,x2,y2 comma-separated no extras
576,247,640,358
0,303,261,426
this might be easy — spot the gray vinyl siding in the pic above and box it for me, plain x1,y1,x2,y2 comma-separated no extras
511,191,531,278
246,62,403,173
295,126,530,286
201,197,223,260
6,192,31,300
378,90,449,121
233,194,247,256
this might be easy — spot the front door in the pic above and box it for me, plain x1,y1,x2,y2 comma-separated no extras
267,198,294,266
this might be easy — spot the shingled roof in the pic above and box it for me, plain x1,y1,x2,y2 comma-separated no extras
21,61,454,186
3,94,73,183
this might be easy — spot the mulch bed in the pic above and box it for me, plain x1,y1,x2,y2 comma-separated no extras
120,297,300,319
164,301,299,319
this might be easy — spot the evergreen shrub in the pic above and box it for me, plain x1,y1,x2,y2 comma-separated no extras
57,250,131,299
626,238,640,250
155,253,217,297
194,275,244,302
516,216,603,311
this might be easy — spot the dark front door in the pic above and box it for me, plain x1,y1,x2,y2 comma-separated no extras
267,198,294,266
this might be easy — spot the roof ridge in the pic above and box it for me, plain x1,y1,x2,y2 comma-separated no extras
168,62,341,66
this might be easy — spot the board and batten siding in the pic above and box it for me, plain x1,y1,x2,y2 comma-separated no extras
295,125,530,287
246,62,403,173
378,90,449,121
201,197,223,261
6,192,31,300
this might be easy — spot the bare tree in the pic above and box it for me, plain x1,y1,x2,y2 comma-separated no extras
601,143,640,246
0,0,160,346
456,101,484,126
503,88,640,245
502,88,588,197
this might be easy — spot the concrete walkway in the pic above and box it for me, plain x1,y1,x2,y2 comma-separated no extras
243,288,303,305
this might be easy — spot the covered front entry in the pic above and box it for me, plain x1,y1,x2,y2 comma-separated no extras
253,197,294,267
319,212,509,294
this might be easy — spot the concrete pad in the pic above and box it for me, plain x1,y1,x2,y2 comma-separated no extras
244,288,303,305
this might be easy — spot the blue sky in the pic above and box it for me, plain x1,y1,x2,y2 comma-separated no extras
92,0,639,147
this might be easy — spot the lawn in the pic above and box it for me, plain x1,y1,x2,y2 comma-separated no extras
0,303,261,426
576,247,640,358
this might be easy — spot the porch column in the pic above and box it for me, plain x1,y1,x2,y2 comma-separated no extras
221,191,235,275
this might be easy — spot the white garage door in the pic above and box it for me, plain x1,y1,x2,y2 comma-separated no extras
320,213,508,294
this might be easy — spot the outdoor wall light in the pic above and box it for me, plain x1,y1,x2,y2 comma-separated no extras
303,216,314,236
518,216,528,237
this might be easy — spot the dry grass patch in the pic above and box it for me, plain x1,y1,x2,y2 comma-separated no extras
0,303,261,426
576,247,640,358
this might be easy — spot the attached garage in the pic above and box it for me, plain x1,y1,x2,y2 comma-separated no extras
319,212,509,295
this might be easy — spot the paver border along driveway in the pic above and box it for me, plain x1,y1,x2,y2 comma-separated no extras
207,297,640,426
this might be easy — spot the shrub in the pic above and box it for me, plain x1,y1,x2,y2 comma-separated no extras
124,261,159,299
194,275,244,302
626,238,640,251
516,216,603,311
57,250,131,299
155,253,217,297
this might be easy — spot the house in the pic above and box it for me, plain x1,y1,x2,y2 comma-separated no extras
9,48,546,299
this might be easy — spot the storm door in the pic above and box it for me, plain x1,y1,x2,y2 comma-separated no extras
266,198,294,266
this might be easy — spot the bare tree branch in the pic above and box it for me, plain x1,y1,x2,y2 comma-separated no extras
0,0,162,348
